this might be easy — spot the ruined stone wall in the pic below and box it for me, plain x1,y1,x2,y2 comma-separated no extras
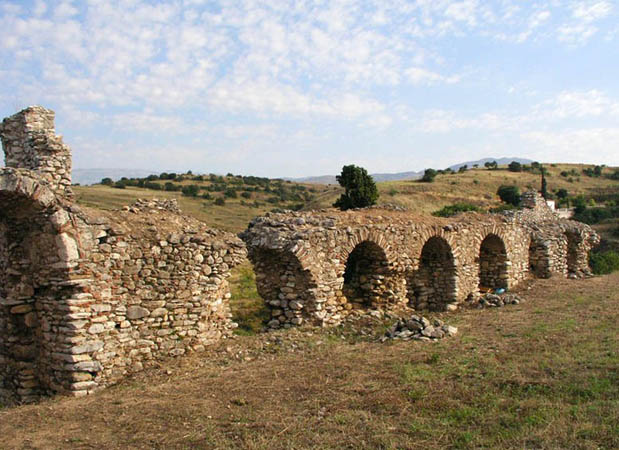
242,198,599,329
0,107,246,404
0,107,73,199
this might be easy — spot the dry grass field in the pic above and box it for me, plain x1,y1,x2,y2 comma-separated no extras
1,273,617,449
3,162,614,449
75,163,618,231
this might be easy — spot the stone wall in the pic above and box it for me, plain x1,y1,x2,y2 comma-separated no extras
0,106,73,199
242,195,599,329
0,107,246,404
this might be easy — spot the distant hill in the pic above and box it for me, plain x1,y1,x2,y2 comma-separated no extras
447,157,533,171
72,169,157,185
290,157,533,184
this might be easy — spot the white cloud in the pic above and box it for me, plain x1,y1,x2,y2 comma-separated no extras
572,1,612,22
406,67,460,85
523,128,619,164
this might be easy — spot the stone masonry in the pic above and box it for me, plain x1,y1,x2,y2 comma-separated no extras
241,198,599,329
0,107,246,404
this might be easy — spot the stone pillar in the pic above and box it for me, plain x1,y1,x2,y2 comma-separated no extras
0,106,73,200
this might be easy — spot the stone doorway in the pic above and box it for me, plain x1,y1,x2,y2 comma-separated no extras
479,234,508,291
409,236,456,310
342,241,389,308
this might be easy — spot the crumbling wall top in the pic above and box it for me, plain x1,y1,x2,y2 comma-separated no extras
0,106,73,200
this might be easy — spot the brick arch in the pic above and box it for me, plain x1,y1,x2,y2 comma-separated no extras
409,235,457,310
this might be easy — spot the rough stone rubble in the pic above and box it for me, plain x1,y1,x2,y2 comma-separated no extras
0,106,601,404
241,189,598,330
0,107,245,404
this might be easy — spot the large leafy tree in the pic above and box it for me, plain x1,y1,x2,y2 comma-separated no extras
333,165,379,210
497,185,521,206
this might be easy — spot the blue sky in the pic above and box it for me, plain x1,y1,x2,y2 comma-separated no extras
1,0,618,177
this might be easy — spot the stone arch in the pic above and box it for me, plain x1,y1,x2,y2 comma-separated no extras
0,173,81,403
478,233,508,291
409,236,457,310
248,247,319,328
528,236,548,278
341,240,391,308
565,231,582,275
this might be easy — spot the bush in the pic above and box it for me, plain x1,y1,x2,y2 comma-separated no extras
224,188,238,198
144,181,162,190
573,205,619,224
589,251,619,274
181,185,200,197
497,185,521,206
421,168,437,182
101,177,114,186
333,165,379,210
164,182,181,192
508,161,522,172
214,197,225,206
432,203,481,217
240,191,252,199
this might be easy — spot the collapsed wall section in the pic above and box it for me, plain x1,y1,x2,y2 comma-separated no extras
76,199,246,388
0,107,247,404
0,106,73,199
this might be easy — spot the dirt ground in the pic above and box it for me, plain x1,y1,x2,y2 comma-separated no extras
1,273,617,450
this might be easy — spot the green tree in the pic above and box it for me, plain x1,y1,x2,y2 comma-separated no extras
508,161,522,172
101,177,114,186
333,165,379,210
497,185,521,206
541,169,548,199
421,168,437,182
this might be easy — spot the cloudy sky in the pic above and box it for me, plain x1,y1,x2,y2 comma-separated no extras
1,0,618,177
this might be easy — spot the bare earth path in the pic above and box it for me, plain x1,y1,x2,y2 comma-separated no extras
1,273,617,449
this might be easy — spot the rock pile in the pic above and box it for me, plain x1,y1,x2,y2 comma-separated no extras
383,315,458,341
478,292,524,308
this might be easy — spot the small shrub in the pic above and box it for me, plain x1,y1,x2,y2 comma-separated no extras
181,185,200,197
421,168,437,182
388,188,398,196
214,197,225,206
589,250,619,274
497,185,521,206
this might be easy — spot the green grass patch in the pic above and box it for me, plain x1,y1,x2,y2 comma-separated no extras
229,262,269,334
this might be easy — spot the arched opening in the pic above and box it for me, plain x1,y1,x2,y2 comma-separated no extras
0,192,48,402
0,185,76,404
409,236,456,310
249,248,317,328
479,234,508,291
565,232,581,275
342,241,389,308
528,238,544,278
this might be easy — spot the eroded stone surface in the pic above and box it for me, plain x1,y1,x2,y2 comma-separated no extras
241,195,598,329
0,107,246,404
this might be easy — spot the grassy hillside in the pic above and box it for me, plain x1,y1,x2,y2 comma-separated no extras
1,273,617,449
74,163,618,231
74,174,335,233
370,163,619,215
